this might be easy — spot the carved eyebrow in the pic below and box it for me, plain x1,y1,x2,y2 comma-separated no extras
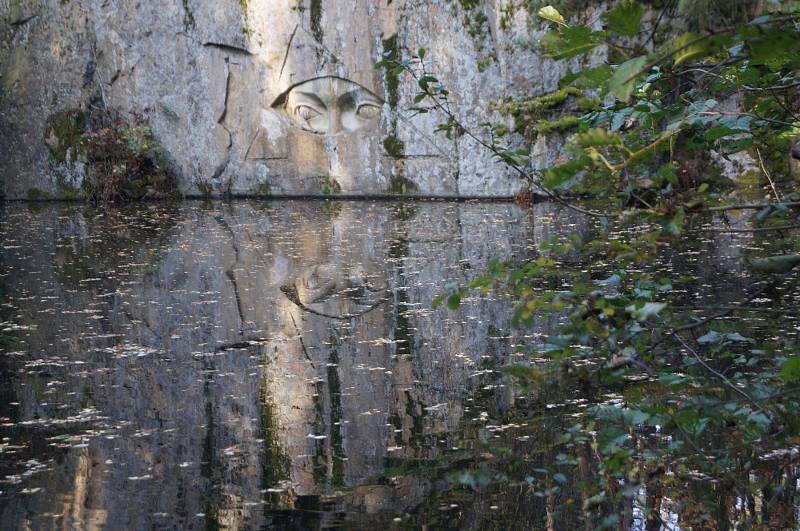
337,89,383,106
293,92,327,110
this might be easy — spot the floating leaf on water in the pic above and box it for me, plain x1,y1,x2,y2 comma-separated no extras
625,302,666,321
746,254,800,274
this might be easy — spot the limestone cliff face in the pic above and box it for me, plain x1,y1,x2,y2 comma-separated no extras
0,0,601,199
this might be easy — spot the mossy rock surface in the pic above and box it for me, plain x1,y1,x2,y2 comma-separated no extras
316,175,341,195
251,181,272,196
44,110,87,163
383,135,405,159
26,187,50,200
43,107,179,202
389,175,418,195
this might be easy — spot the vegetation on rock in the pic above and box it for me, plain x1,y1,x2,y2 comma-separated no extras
81,115,178,202
44,108,178,202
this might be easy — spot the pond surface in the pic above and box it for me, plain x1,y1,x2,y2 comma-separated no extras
0,200,797,530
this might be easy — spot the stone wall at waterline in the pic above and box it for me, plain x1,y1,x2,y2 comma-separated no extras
0,0,604,199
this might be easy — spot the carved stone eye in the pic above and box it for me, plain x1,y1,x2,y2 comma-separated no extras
272,76,385,135
296,105,321,121
356,104,380,119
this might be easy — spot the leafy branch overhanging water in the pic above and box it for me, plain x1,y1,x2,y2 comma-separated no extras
378,1,800,528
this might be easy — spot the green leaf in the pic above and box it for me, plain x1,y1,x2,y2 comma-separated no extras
607,56,648,102
625,302,667,321
542,158,586,189
571,128,623,149
570,64,613,89
597,427,628,453
504,363,539,379
605,0,644,37
540,27,602,59
538,5,567,27
673,32,708,66
662,208,685,236
621,408,649,426
697,331,754,344
746,254,800,274
749,29,800,71
781,356,800,382
447,292,463,310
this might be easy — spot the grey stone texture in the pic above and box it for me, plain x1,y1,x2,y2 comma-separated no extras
0,0,603,198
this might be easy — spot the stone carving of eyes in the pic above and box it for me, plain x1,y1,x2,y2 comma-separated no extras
280,263,389,320
297,105,321,121
356,103,380,119
272,76,384,135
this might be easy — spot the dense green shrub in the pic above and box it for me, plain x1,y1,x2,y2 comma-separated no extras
81,115,178,202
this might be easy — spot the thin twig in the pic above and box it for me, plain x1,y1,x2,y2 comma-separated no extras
677,67,800,92
671,268,798,334
673,333,771,418
408,67,608,219
622,15,799,85
706,202,800,211
691,224,800,233
671,304,800,314
756,147,782,202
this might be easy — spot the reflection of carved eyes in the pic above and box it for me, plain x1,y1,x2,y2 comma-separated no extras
296,105,322,121
356,104,381,119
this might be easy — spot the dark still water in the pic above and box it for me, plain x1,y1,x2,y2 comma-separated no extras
0,200,796,530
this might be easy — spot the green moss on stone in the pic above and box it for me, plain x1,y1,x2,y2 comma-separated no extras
57,181,81,200
477,55,496,72
239,0,250,35
44,110,86,163
251,181,272,196
383,134,405,159
576,96,601,110
26,187,50,200
181,0,195,29
195,180,213,197
381,35,400,113
499,87,582,116
316,175,341,195
534,115,581,134
389,175,418,195
310,0,323,44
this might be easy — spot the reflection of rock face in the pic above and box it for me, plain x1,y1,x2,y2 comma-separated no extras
0,200,544,529
281,261,389,318
0,0,599,198
0,201,764,528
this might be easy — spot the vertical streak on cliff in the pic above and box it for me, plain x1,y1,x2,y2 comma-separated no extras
389,232,412,360
216,59,234,195
200,357,222,530
259,345,290,493
327,330,345,487
311,378,327,486
309,0,324,44
381,34,406,161
214,214,245,337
